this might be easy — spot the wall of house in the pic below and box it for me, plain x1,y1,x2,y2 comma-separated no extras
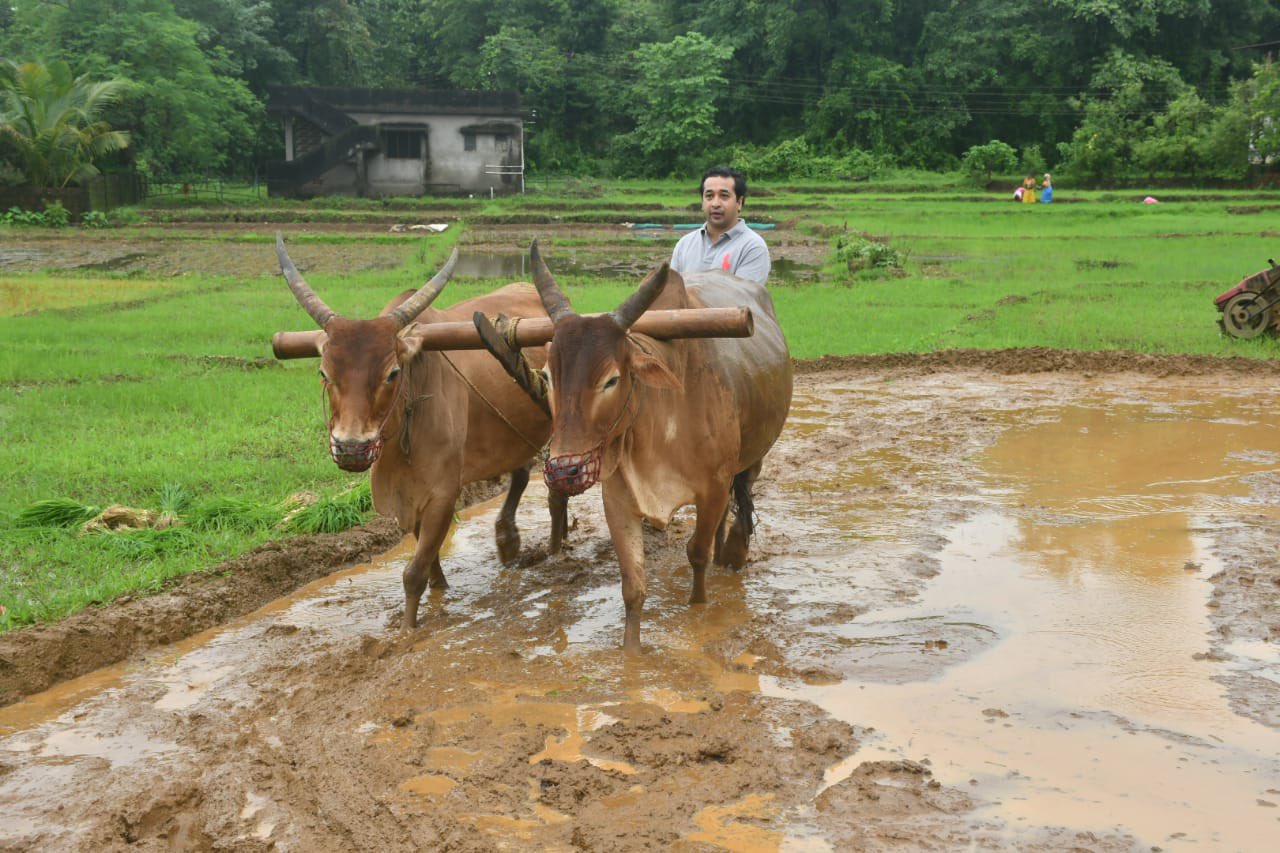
338,111,520,196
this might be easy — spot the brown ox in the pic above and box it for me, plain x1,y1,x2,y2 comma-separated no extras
527,241,792,653
276,236,567,628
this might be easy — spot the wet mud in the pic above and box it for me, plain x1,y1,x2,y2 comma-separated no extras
2,360,1279,851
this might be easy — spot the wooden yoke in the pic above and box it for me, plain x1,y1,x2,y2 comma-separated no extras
272,305,754,360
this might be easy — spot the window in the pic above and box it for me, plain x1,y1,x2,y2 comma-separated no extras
463,132,476,152
494,133,509,150
384,130,420,159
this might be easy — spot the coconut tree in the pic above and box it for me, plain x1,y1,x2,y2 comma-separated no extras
0,59,130,188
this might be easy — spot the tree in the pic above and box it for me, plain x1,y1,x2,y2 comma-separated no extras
961,140,1019,183
0,59,130,188
611,31,733,175
4,0,261,179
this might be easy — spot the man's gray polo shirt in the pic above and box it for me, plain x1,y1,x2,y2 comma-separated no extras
669,220,771,284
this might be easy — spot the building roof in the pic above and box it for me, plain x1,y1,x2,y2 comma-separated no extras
267,86,521,117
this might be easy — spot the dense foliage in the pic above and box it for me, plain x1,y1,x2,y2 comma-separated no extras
1,0,1278,182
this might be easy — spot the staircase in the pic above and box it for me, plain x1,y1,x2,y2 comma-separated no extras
266,90,381,196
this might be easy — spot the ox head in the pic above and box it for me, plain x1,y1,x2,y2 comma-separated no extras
277,234,457,472
529,240,682,495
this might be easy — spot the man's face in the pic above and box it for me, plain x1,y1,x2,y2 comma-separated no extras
701,176,742,232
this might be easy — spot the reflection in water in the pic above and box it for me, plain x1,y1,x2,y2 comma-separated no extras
777,392,1280,851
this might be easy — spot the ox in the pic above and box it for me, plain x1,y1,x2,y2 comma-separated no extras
276,236,567,628
527,241,792,653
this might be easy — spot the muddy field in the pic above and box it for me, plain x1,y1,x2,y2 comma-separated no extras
0,221,829,281
2,353,1279,852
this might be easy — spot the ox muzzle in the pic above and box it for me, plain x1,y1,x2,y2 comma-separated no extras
544,446,602,496
329,433,384,472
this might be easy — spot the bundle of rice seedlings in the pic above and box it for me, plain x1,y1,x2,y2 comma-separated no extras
287,494,366,534
102,526,196,558
156,482,193,516
15,498,101,529
188,496,283,532
344,481,373,513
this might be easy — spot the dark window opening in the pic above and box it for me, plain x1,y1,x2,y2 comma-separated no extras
384,130,421,159
463,132,477,152
494,133,509,149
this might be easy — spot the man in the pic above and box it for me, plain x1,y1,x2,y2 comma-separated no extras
670,166,770,285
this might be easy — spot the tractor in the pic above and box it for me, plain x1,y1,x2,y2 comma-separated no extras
1215,259,1280,339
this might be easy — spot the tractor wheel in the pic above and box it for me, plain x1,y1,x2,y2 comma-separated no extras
1221,292,1272,339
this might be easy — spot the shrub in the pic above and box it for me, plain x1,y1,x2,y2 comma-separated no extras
40,200,70,227
836,234,903,275
961,140,1018,184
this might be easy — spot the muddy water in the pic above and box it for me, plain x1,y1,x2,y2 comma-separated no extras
1,372,1278,850
772,386,1280,850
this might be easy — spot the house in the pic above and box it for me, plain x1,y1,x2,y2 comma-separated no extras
265,86,524,198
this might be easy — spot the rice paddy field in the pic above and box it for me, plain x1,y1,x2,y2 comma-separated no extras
2,180,1278,629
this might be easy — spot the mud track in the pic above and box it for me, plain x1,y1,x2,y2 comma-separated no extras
2,353,1279,851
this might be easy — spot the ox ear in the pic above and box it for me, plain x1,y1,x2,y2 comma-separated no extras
396,322,427,363
627,342,682,392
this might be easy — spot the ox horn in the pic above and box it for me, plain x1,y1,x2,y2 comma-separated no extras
277,232,338,328
610,263,670,330
530,239,574,323
386,248,460,328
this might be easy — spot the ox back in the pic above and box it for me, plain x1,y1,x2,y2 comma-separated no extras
678,271,793,471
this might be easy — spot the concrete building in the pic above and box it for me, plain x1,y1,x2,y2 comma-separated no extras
266,86,524,198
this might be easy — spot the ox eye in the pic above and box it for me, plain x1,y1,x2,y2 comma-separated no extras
602,375,619,391
386,367,401,384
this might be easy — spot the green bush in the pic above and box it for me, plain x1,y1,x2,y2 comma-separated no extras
961,140,1018,184
835,234,903,275
40,200,70,227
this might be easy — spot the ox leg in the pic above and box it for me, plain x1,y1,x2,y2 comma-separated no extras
495,466,530,565
403,501,456,630
687,488,732,606
712,509,729,565
603,485,646,655
548,489,569,555
721,463,761,570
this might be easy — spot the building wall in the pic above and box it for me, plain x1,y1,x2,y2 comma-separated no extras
340,111,521,196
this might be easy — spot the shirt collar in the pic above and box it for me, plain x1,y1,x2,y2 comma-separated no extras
702,219,746,243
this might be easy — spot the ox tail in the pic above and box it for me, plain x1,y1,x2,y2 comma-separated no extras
731,469,756,539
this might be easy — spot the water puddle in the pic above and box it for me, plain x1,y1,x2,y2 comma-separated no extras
771,388,1280,850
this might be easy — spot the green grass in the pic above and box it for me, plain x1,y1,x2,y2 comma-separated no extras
2,182,1279,630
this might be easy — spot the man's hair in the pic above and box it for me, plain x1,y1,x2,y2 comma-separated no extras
701,165,747,201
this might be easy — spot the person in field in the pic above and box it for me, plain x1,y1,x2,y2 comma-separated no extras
670,166,771,285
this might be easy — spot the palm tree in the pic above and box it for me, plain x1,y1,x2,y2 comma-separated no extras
0,59,131,189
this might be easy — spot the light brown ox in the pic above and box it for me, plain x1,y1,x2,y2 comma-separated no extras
276,236,567,628
528,241,793,653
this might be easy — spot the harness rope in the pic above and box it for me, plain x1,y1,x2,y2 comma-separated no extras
437,349,546,453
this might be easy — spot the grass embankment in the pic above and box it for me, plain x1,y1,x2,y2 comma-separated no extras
1,182,1278,629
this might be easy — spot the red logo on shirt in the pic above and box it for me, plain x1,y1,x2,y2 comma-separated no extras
722,253,731,271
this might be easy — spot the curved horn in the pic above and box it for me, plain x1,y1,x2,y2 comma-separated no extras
277,232,337,328
530,239,574,323
610,263,670,330
386,248,459,328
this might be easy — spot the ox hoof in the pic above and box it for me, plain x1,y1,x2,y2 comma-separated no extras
495,526,521,565
720,530,749,570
